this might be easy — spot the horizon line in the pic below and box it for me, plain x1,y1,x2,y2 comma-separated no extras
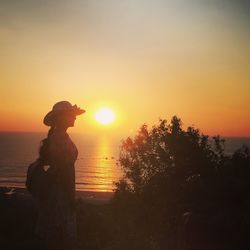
0,130,250,138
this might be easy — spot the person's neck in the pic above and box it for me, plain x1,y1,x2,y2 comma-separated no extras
55,126,68,134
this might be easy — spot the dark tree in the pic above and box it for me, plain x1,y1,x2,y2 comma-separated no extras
112,116,250,250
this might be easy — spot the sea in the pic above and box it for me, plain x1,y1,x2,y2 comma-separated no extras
0,132,249,192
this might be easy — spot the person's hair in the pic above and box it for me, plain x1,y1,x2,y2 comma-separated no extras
38,126,55,164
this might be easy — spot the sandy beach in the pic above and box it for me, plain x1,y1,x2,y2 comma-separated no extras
0,186,114,205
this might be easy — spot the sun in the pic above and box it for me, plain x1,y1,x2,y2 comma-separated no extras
94,107,115,125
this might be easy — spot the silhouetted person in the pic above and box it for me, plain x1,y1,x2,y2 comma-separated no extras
35,101,85,250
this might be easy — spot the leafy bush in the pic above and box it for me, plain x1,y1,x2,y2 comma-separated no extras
112,116,250,250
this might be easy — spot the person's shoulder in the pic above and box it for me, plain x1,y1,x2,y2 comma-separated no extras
50,131,68,141
49,132,68,150
49,133,60,145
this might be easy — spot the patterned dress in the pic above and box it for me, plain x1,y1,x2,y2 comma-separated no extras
35,132,78,250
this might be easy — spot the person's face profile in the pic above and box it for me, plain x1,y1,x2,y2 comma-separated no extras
55,112,76,128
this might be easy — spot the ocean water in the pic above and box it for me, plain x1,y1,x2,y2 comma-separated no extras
0,132,122,192
0,132,249,192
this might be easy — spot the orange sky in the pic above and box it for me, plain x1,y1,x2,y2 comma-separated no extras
0,0,249,137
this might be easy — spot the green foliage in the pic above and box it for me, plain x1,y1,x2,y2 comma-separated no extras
116,116,226,194
113,116,250,249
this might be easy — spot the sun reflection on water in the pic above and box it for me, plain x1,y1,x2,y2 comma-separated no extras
93,137,114,192
76,136,121,192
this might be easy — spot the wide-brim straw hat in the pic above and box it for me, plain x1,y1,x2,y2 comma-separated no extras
43,101,86,126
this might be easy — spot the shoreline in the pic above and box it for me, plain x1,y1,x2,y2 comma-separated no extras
0,186,114,205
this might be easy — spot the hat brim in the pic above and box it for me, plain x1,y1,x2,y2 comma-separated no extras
43,107,86,126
